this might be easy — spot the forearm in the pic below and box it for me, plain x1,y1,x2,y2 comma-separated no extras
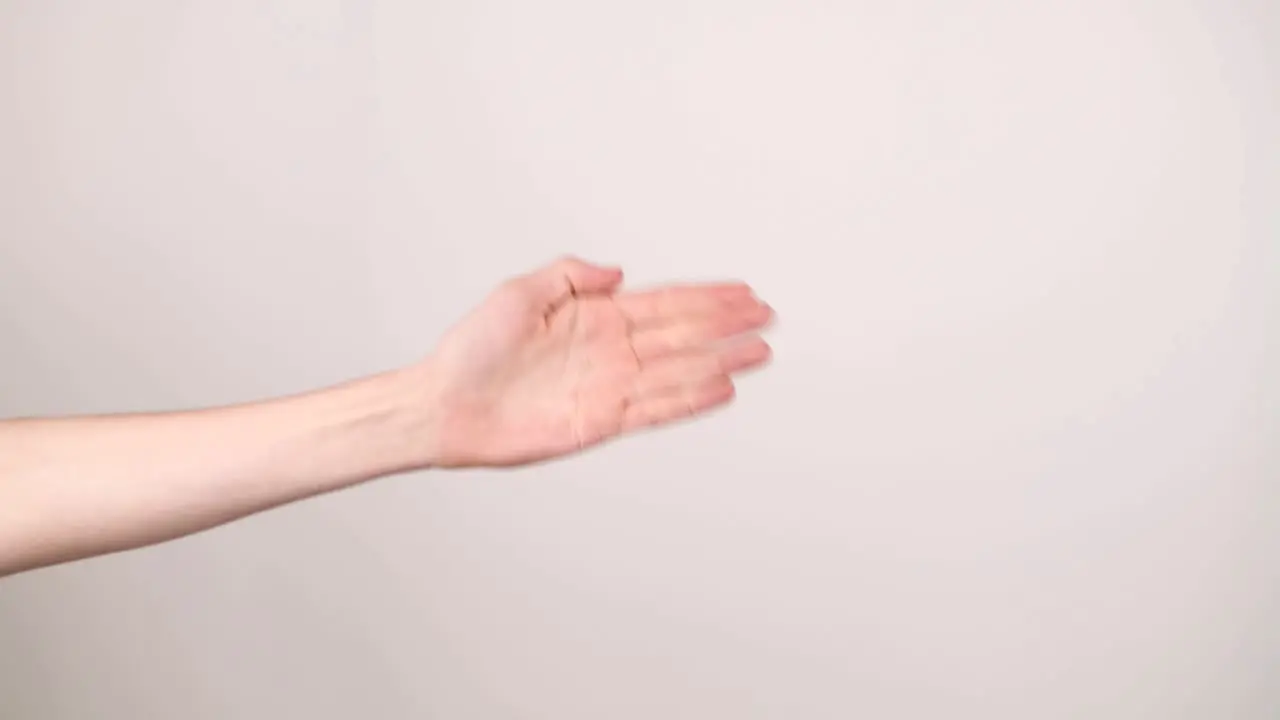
0,368,437,576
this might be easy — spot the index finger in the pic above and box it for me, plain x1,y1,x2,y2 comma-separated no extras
613,282,761,328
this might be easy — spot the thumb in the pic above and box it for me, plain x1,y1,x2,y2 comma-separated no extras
521,256,624,309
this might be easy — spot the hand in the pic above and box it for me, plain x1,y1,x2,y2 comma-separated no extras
416,257,774,467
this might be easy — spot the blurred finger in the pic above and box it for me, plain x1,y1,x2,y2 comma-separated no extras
630,302,773,362
614,282,760,328
622,376,736,432
629,337,772,400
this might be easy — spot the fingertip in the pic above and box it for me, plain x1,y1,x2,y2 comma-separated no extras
589,266,624,293
721,335,773,372
753,301,775,323
603,265,625,281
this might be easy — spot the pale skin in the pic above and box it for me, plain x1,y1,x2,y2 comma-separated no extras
0,257,773,578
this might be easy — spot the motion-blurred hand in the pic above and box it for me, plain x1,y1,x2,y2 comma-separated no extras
0,255,773,576
418,257,774,467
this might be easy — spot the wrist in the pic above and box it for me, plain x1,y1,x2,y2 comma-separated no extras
370,364,445,474
287,366,444,482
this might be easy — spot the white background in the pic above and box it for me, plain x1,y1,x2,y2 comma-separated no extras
1,1,1276,717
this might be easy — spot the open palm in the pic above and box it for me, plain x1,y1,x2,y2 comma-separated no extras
421,257,773,467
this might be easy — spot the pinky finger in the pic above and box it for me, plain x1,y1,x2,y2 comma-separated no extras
622,376,737,432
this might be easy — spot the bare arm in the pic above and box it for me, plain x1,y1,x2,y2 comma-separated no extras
0,369,437,575
0,258,773,577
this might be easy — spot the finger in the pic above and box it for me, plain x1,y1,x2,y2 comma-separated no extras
630,302,773,362
630,336,772,400
623,376,736,432
614,282,760,328
519,256,624,310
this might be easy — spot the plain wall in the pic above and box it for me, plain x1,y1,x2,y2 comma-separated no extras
1,1,1276,718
